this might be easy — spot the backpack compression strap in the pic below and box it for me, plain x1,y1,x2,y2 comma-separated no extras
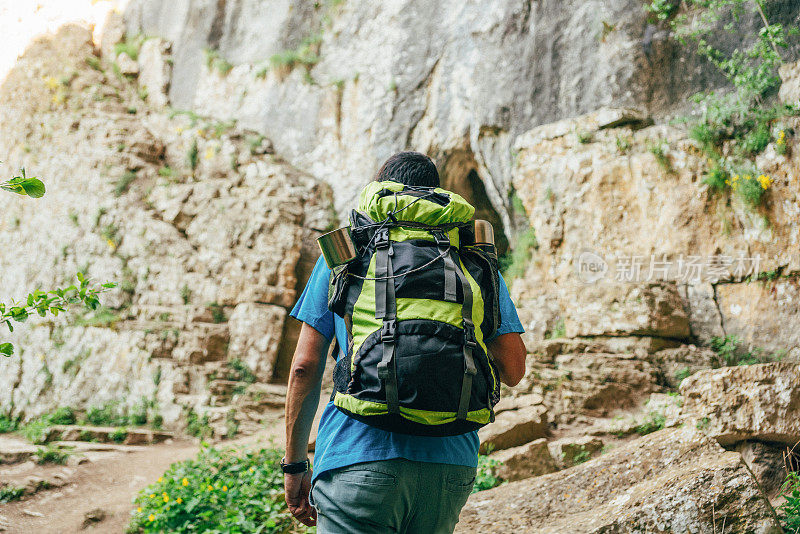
454,258,478,421
374,228,400,415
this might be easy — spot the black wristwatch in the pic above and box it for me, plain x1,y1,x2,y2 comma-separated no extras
281,457,309,474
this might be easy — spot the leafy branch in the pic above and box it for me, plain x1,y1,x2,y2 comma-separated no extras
0,273,117,356
1,168,45,198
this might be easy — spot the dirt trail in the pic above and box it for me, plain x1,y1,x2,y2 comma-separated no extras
0,414,289,534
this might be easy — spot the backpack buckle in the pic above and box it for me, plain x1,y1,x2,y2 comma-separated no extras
375,229,390,249
381,319,397,343
463,320,477,349
432,231,449,248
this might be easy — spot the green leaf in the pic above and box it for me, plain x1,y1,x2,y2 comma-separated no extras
19,177,45,198
76,272,85,283
0,343,13,356
101,282,117,289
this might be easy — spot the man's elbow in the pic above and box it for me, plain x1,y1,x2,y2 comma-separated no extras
502,359,526,387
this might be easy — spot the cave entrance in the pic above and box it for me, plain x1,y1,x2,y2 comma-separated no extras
439,152,509,256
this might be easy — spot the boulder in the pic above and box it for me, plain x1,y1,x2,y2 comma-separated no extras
679,362,800,446
137,38,171,108
547,436,603,469
478,405,549,454
458,427,781,533
491,438,558,482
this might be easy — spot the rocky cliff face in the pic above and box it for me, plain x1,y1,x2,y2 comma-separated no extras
122,0,759,234
0,24,332,429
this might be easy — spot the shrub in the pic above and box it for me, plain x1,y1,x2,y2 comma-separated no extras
778,471,800,531
647,141,672,173
127,446,310,533
109,427,128,443
0,413,19,433
702,162,728,191
0,486,25,503
186,409,212,439
114,170,137,197
86,402,129,427
473,454,503,493
34,444,70,465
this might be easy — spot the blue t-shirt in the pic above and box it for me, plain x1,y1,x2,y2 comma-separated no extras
290,255,524,482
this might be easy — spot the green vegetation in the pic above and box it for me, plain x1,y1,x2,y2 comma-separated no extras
572,446,592,465
546,318,566,340
696,416,711,430
710,334,784,366
645,0,800,210
204,49,234,76
269,34,322,73
114,170,138,196
778,471,800,531
647,141,672,173
207,302,226,324
128,446,311,533
0,413,19,433
473,454,504,493
225,359,256,384
114,34,146,61
0,486,26,503
616,135,632,154
180,284,191,305
576,130,593,144
109,427,128,443
34,444,71,465
85,55,103,71
20,407,77,444
499,227,538,281
187,138,199,171
72,306,120,328
674,366,692,385
186,409,212,439
158,166,174,178
635,410,666,436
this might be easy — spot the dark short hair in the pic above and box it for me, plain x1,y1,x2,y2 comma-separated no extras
374,151,440,188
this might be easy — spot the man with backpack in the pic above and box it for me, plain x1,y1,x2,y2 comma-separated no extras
283,151,526,534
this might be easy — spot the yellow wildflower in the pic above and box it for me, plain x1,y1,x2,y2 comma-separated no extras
163,495,169,503
176,127,184,134
44,77,59,90
106,238,117,251
149,493,155,499
207,484,213,491
758,174,772,190
204,147,215,160
182,478,189,486
176,498,183,504
148,514,155,522
137,507,142,513
158,477,163,483
248,467,255,473
222,485,228,492
744,174,752,180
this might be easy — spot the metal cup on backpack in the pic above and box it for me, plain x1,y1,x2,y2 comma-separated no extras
318,226,358,268
472,219,496,257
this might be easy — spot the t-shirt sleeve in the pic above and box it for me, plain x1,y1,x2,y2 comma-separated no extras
487,272,525,342
289,256,335,341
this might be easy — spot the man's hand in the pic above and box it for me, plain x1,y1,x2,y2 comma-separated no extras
285,470,316,526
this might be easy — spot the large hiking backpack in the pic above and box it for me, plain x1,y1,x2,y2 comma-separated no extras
326,180,502,436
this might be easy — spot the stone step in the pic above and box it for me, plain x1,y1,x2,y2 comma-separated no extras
43,425,173,445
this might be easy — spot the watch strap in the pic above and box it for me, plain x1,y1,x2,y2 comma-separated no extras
281,457,309,474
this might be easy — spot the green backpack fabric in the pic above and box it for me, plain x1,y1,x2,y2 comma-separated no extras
327,180,501,436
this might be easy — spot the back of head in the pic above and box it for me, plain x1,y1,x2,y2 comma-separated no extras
374,151,440,188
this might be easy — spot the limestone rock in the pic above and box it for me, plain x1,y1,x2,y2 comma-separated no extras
679,362,800,446
562,282,690,339
547,436,603,469
478,405,549,453
779,59,800,105
138,38,171,108
115,52,139,76
458,427,781,533
491,438,558,482
644,345,719,389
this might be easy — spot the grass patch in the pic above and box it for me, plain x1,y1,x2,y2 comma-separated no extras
204,49,234,76
0,486,25,503
114,170,137,197
128,446,311,533
19,407,77,444
186,409,212,439
109,427,128,443
473,454,504,493
0,413,19,433
710,335,784,367
72,306,120,328
114,34,146,61
187,138,199,171
499,227,537,281
268,33,322,75
635,411,666,436
207,302,226,324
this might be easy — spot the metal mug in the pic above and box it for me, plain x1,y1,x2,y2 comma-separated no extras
317,226,357,268
473,219,495,246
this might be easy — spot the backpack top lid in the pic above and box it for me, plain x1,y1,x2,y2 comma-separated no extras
358,180,475,226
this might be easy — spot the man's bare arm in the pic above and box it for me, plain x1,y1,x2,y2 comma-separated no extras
284,323,328,527
486,332,526,386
